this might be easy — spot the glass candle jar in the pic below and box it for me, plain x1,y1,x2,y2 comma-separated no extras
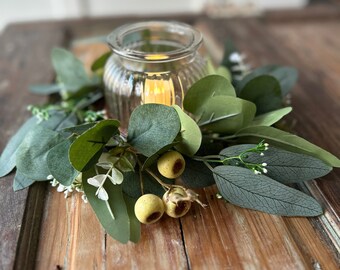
104,21,208,127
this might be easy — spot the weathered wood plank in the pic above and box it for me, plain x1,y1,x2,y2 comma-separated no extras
1,14,340,270
0,24,68,270
35,42,188,269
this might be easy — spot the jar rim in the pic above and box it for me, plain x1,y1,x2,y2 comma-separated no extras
107,21,203,63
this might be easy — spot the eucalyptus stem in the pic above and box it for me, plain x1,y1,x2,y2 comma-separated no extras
145,168,171,190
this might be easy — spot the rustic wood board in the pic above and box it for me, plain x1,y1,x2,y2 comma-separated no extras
0,12,339,270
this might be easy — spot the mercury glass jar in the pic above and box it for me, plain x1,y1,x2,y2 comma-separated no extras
104,21,208,127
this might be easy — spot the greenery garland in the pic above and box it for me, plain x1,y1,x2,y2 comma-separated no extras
0,43,339,244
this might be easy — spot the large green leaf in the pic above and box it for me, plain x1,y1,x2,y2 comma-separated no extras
181,158,215,188
183,75,236,115
29,84,61,95
47,139,79,186
239,75,282,115
83,168,131,243
173,105,202,156
16,126,64,180
69,120,120,172
213,166,323,216
198,96,256,134
238,65,298,97
220,144,332,184
248,107,292,127
61,122,96,136
234,126,340,167
91,51,112,71
127,104,180,157
13,171,35,191
42,111,78,131
51,47,91,92
0,116,39,177
124,195,141,243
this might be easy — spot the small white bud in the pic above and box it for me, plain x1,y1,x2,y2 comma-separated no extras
47,174,54,180
262,163,267,167
264,143,269,147
262,168,268,174
260,152,264,156
254,170,261,175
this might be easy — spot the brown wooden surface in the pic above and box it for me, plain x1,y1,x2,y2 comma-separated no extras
0,7,340,270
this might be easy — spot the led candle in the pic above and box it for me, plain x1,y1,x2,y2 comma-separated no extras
143,73,175,106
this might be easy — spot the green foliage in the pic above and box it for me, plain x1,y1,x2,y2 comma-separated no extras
220,38,238,70
122,170,173,198
173,105,202,156
0,116,39,177
239,75,283,115
29,84,61,95
61,122,96,136
213,166,323,216
91,51,112,71
127,104,180,157
197,96,256,134
234,126,340,167
248,107,292,127
13,171,35,191
183,75,236,115
238,65,298,97
83,168,136,244
220,144,332,184
47,139,79,186
181,158,215,188
16,126,64,180
51,48,91,92
69,120,120,172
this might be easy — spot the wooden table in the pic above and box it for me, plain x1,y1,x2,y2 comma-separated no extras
1,5,340,270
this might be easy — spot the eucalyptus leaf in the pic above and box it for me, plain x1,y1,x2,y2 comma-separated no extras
183,75,236,115
51,47,91,92
47,139,79,186
206,58,232,81
42,110,78,131
220,144,332,184
239,75,283,115
213,166,323,216
238,65,298,97
181,158,215,188
83,168,131,243
173,105,202,156
0,116,39,177
16,126,64,180
248,107,292,127
61,122,96,136
216,66,232,81
13,171,35,191
234,126,340,167
127,104,180,157
91,51,112,71
124,195,141,243
29,84,61,95
198,96,256,134
69,119,120,172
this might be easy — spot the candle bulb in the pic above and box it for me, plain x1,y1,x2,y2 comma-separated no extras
104,21,208,126
143,74,175,106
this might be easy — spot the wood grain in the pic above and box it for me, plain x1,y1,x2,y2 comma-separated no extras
0,24,67,270
1,10,340,270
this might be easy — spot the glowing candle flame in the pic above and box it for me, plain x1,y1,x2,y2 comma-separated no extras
143,74,175,106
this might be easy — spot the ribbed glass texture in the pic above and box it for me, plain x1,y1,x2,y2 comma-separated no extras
104,21,208,127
